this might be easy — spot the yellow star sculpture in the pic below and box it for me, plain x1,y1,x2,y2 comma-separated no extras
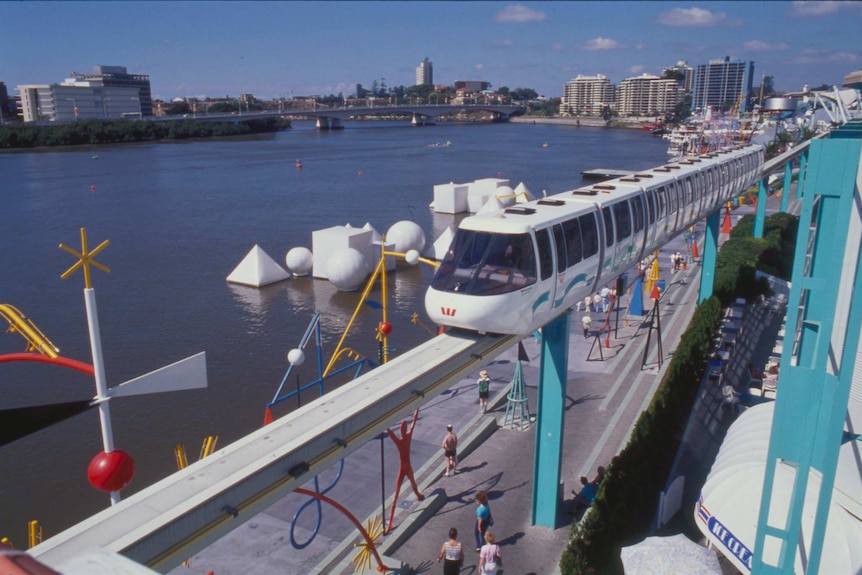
59,228,110,289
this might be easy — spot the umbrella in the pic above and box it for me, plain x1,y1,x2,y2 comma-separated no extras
621,534,722,575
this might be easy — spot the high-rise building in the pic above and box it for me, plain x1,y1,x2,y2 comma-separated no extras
691,57,755,113
0,81,9,123
416,58,433,86
617,74,680,116
662,60,694,93
17,65,151,123
453,80,490,92
560,75,616,116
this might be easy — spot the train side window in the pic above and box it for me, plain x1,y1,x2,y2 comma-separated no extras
601,207,614,247
580,212,599,258
553,224,567,272
656,186,667,219
563,218,582,265
613,201,632,241
632,195,645,233
684,177,694,205
535,228,554,280
646,189,656,224
668,183,678,214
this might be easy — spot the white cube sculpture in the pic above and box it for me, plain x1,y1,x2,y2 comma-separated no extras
433,182,469,214
312,226,374,280
467,178,510,213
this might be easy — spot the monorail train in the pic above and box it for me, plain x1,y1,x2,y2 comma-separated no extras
425,143,765,336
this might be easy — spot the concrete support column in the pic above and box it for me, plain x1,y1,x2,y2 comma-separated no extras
330,118,343,130
780,160,792,212
315,117,330,131
532,311,570,528
698,210,720,303
754,178,768,238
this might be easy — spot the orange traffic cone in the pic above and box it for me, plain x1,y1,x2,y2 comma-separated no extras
650,284,661,300
721,210,732,235
692,240,699,260
263,407,274,426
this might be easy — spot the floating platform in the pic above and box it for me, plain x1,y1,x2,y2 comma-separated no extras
580,168,636,182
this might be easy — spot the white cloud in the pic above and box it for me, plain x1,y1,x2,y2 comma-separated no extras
494,4,548,24
552,42,565,52
796,48,862,64
743,40,790,52
474,64,485,71
493,39,515,48
582,37,622,51
789,1,840,16
629,65,645,74
658,7,728,26
635,42,648,51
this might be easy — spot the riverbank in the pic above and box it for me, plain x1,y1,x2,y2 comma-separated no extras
512,115,657,129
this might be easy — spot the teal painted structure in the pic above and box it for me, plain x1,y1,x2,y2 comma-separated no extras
698,210,721,303
504,360,531,431
754,178,768,238
752,127,862,574
532,311,569,527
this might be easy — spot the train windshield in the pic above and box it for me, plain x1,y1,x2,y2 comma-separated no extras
431,230,537,295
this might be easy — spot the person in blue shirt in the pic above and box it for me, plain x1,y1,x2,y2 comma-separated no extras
572,476,597,510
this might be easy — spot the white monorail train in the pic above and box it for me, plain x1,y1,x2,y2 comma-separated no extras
425,144,765,336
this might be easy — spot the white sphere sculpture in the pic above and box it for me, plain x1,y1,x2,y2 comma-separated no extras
327,248,368,291
287,348,305,366
387,220,426,254
405,249,420,265
285,247,313,277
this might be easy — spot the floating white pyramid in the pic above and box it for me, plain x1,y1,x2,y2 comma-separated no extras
226,245,291,287
514,182,536,203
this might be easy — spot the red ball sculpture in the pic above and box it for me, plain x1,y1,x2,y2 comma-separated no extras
379,321,392,335
88,449,135,492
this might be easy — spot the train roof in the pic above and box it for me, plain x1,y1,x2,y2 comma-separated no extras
459,144,763,234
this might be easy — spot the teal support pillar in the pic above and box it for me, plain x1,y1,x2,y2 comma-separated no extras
532,311,569,527
797,150,808,200
780,160,792,212
754,178,767,238
698,210,720,303
752,138,862,575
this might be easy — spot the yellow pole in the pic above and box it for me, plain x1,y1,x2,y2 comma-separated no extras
380,240,389,364
27,520,41,548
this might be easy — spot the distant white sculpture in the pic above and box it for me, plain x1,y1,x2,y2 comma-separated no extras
362,222,382,242
514,182,536,203
494,185,515,207
386,221,426,254
285,247,313,277
226,245,290,287
327,248,368,291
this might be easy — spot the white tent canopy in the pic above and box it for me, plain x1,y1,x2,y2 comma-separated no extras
695,402,862,574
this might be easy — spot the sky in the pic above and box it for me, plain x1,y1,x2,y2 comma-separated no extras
1,1,861,101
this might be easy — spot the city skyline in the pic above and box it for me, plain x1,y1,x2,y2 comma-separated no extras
2,1,860,101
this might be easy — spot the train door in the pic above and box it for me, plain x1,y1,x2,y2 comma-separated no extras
667,180,681,234
533,226,557,322
552,217,589,309
644,188,658,251
600,206,615,276
579,211,601,292
630,194,647,267
653,185,670,246
610,200,634,274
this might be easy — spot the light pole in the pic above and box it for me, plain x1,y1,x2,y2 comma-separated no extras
102,97,112,119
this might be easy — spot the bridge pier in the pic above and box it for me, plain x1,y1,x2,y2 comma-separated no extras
411,114,434,127
315,117,344,131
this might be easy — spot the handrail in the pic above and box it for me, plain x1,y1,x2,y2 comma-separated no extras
0,304,60,358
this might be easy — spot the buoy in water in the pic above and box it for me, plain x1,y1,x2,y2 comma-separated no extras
295,159,302,169
92,155,99,160
90,185,96,192
358,171,363,177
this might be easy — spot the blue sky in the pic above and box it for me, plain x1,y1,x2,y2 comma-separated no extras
2,2,860,101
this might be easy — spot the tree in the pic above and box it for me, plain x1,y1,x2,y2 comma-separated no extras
165,101,190,116
510,88,539,102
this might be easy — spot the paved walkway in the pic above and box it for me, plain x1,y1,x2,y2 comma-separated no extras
172,225,716,575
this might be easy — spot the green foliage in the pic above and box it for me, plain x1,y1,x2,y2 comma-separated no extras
0,118,289,149
559,213,797,574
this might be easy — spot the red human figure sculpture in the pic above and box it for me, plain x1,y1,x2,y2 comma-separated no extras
385,408,425,533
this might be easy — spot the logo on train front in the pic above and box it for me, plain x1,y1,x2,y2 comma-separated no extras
441,307,456,317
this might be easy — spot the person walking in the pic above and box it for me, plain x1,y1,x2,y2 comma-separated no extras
474,491,492,552
478,531,502,574
600,285,610,313
477,369,491,412
436,527,464,575
442,424,458,477
581,311,592,339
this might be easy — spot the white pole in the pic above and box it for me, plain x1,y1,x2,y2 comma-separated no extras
84,287,121,504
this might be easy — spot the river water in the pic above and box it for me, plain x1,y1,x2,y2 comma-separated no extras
0,120,669,541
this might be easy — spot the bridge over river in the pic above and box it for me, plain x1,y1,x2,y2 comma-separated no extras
155,103,526,129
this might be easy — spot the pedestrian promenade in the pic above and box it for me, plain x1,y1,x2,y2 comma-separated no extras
171,227,713,575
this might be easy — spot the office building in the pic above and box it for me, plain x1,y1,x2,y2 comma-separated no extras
416,58,433,86
0,81,9,123
453,80,490,92
616,74,680,116
560,74,616,116
17,65,150,123
692,56,755,113
662,60,694,93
